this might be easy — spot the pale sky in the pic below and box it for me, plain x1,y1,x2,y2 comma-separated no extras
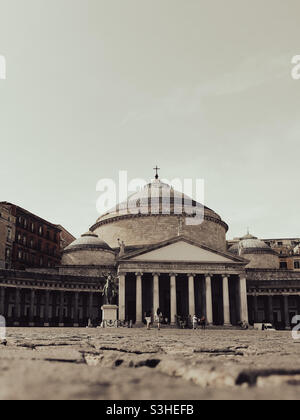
0,0,299,239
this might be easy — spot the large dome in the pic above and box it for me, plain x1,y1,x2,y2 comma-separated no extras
94,180,225,222
90,179,228,251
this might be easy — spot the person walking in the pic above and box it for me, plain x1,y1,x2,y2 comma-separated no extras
192,315,198,330
155,308,163,331
145,311,152,330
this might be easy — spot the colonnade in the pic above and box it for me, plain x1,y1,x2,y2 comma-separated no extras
118,272,249,326
0,287,102,326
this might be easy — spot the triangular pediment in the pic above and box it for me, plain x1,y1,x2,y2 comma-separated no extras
121,236,247,264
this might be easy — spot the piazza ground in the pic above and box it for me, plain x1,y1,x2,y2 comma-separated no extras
1,328,300,400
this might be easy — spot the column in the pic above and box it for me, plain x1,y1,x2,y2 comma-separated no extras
188,274,195,316
222,275,231,326
267,295,274,324
153,273,160,315
44,290,50,327
283,295,290,329
205,274,213,325
36,291,41,321
118,274,126,321
170,273,177,325
88,292,93,321
0,288,5,315
59,291,64,327
135,273,143,324
74,292,79,327
253,295,258,323
29,289,35,326
239,274,249,324
297,295,300,317
14,289,21,326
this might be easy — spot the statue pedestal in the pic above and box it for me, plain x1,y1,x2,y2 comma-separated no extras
101,305,118,328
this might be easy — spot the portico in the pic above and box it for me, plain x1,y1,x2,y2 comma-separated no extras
117,236,249,326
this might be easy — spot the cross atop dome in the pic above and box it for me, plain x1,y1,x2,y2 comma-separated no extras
153,165,160,180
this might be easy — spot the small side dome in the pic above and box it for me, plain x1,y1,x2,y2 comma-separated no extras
65,231,112,251
228,242,239,255
239,238,274,253
241,232,258,240
62,232,115,266
229,232,279,269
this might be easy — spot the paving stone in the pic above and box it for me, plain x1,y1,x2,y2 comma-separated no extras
0,328,299,400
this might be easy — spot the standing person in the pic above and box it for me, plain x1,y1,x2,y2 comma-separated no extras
192,315,198,330
155,308,163,331
200,316,206,330
145,311,152,330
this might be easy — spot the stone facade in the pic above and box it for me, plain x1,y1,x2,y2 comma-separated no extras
0,203,16,269
61,248,116,266
279,255,300,272
241,251,280,269
92,214,227,251
0,202,62,270
59,266,116,277
0,269,107,327
1,179,300,329
246,269,300,329
55,225,76,250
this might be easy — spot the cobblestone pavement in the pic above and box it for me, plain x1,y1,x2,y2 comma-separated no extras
1,328,300,400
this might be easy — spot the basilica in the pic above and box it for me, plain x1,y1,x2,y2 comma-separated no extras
1,176,300,329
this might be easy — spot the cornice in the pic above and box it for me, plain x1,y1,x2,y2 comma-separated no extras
90,212,229,232
62,246,115,255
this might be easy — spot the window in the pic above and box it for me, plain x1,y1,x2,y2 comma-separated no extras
39,226,43,236
295,261,300,269
31,223,35,233
23,235,27,246
17,233,21,243
24,219,28,229
280,261,288,269
7,227,12,241
18,250,22,260
5,248,11,260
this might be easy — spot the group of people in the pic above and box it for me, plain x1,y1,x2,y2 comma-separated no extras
178,315,207,330
144,309,164,330
143,309,207,331
193,315,207,330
